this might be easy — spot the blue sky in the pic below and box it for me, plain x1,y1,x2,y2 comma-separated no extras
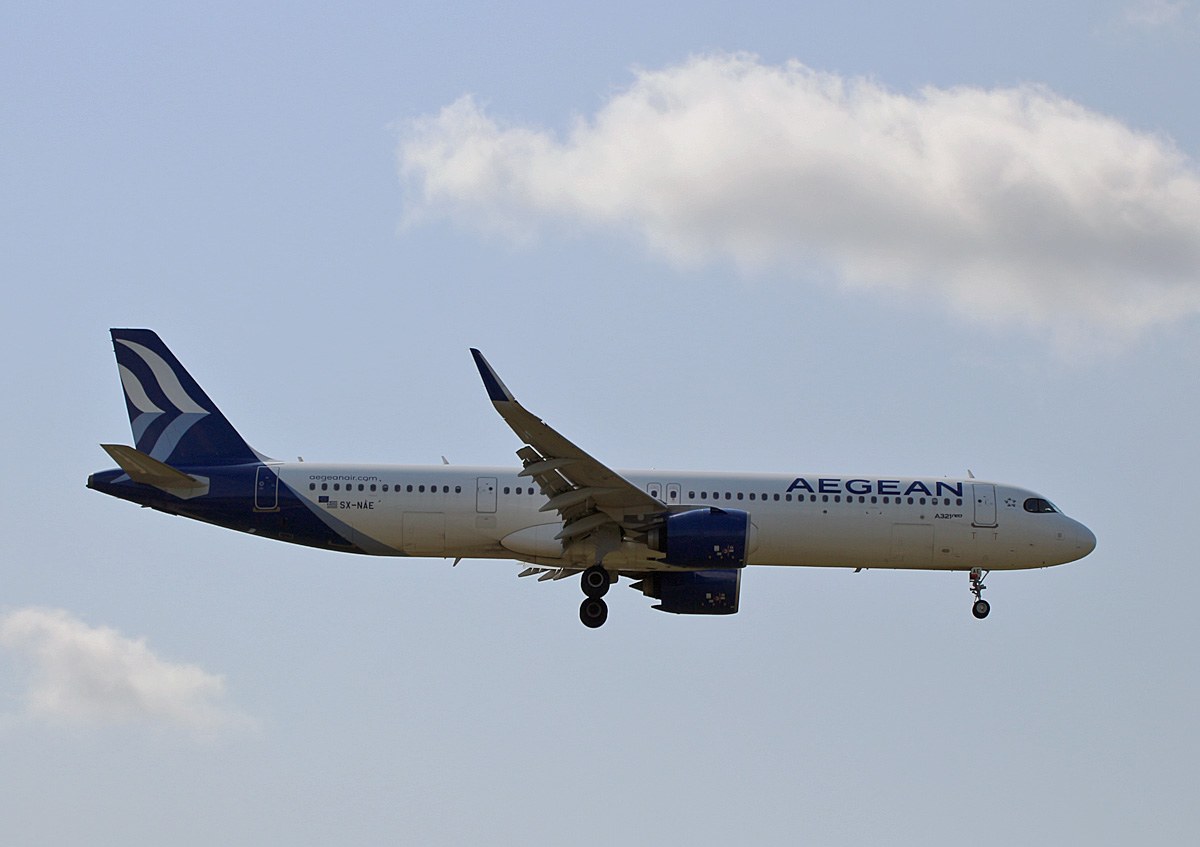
3,2,1199,844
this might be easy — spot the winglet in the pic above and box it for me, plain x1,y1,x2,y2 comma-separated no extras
470,349,515,403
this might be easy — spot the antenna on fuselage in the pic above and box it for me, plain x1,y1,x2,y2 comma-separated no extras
967,469,975,479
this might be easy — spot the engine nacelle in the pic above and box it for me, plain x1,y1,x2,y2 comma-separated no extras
633,569,741,615
646,508,750,567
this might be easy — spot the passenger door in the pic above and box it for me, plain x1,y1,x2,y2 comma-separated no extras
254,465,279,511
972,484,997,527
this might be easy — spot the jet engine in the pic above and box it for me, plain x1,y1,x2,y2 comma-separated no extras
631,569,741,615
645,507,750,567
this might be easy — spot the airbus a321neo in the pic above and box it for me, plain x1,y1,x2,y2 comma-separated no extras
88,329,1096,627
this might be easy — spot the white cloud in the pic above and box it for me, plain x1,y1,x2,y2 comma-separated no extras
398,54,1200,346
1120,0,1190,29
0,607,253,734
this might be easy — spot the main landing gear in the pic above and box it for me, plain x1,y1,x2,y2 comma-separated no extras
579,565,610,628
969,568,990,619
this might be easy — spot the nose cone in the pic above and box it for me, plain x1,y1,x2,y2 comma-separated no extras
1075,522,1097,558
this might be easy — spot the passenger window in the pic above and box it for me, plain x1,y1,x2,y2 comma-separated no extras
749,493,755,501
455,486,462,493
785,494,792,501
737,492,744,500
822,495,829,502
503,487,510,494
725,492,731,500
773,493,780,501
334,484,340,491
406,485,413,493
870,496,877,504
919,497,925,505
309,483,315,490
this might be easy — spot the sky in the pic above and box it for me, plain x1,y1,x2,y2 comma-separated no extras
2,1,1199,844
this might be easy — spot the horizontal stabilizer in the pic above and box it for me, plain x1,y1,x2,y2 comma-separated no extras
101,444,209,499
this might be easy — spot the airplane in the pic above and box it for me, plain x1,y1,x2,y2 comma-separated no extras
88,329,1096,627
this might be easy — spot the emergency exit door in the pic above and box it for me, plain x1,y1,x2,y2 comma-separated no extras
476,477,497,513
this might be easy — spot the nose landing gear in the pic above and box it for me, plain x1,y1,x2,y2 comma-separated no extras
969,568,990,619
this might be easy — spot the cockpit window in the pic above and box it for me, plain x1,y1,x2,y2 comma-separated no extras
1023,497,1057,513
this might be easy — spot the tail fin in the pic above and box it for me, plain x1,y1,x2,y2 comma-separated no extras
110,329,262,466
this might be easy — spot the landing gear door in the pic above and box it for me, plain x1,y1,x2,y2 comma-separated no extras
972,483,997,527
476,477,497,513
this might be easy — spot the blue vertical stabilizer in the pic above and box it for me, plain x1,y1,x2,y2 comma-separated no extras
110,328,262,466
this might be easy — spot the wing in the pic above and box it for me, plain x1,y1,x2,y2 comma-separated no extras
470,349,666,550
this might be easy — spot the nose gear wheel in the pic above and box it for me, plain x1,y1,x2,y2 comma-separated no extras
969,569,990,619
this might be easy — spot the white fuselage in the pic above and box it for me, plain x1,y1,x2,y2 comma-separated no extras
277,464,1095,573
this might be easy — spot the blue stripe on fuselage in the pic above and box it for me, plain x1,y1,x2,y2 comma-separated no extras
87,463,395,555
